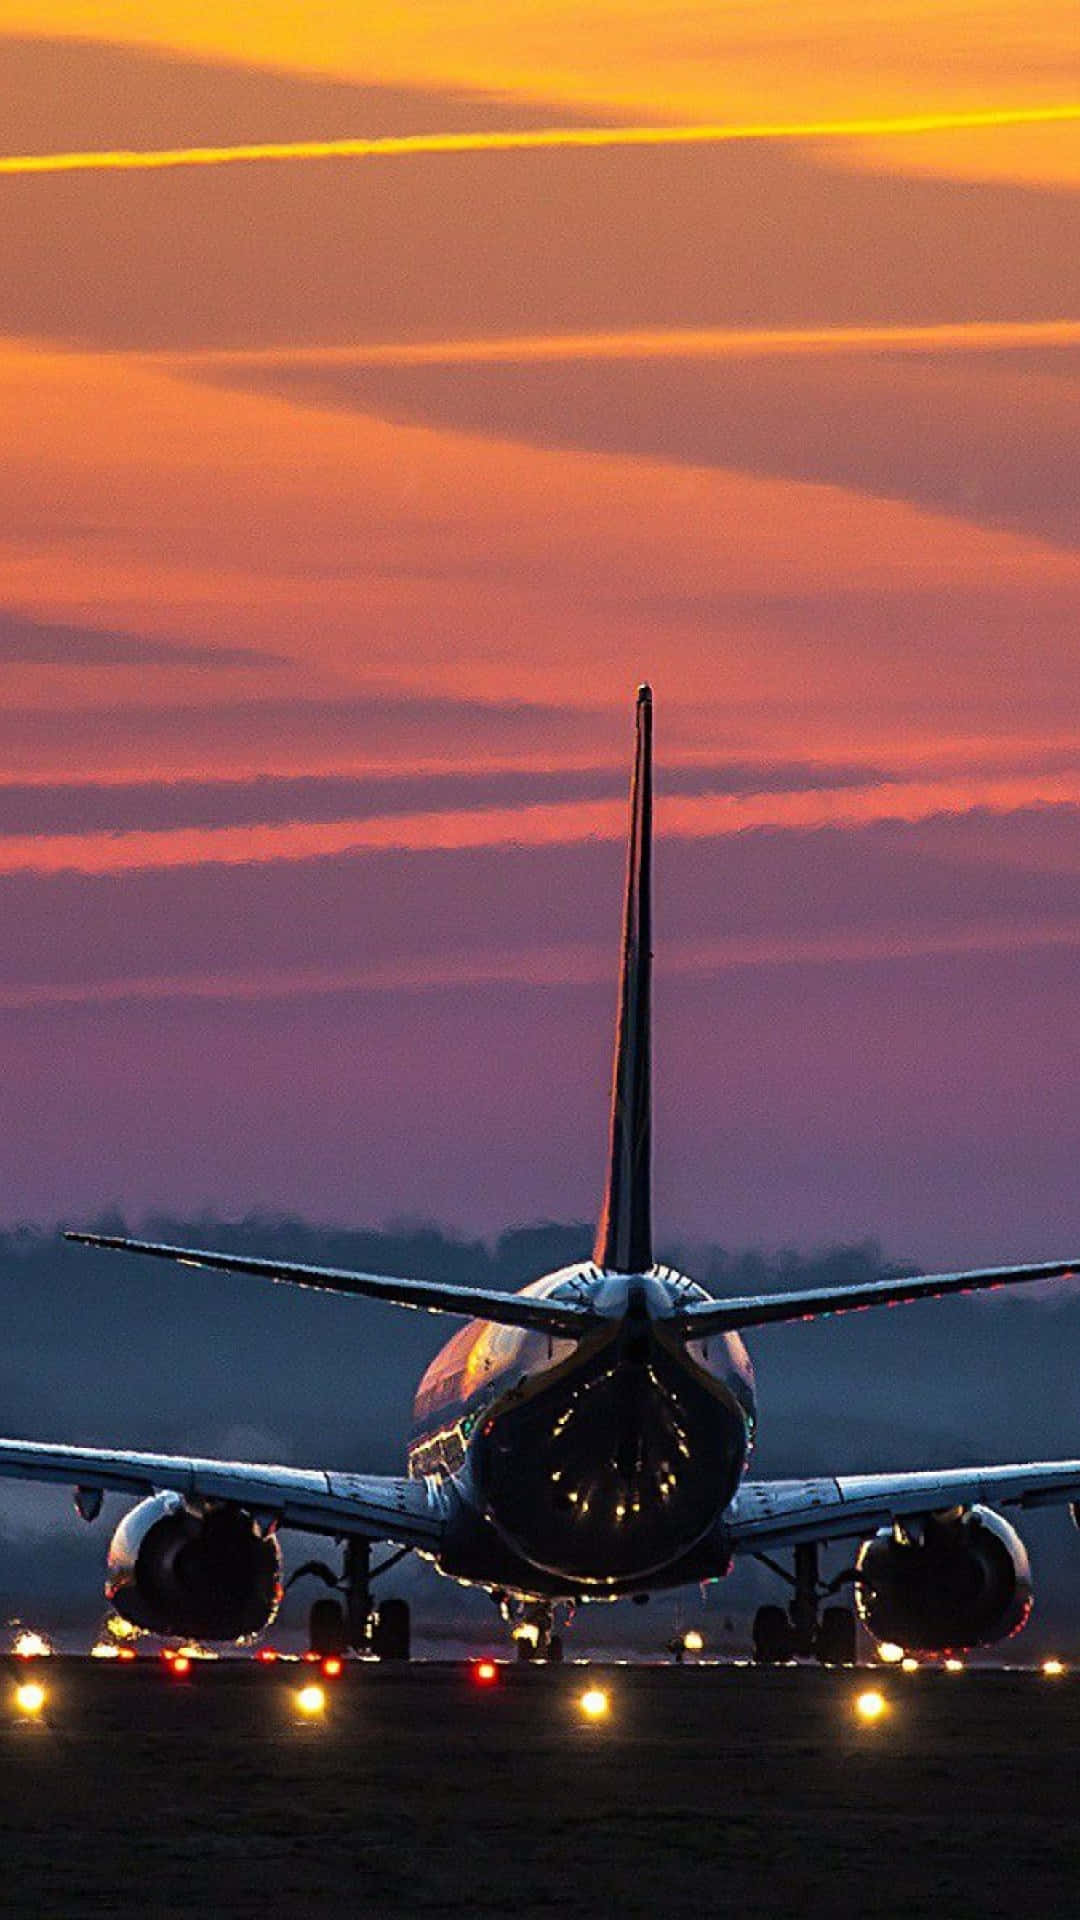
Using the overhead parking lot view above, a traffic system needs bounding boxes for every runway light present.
[117,1647,137,1663]
[901,1657,920,1673]
[256,1649,279,1665]
[89,1641,119,1659]
[295,1683,327,1717]
[12,1631,52,1660]
[876,1642,905,1665]
[682,1629,704,1653]
[170,1655,191,1677]
[579,1687,610,1720]
[321,1656,343,1679]
[1042,1658,1066,1677]
[15,1681,46,1717]
[944,1658,965,1673]
[855,1689,888,1724]
[472,1659,499,1686]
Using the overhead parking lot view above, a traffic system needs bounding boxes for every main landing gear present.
[494,1593,568,1662]
[752,1542,858,1665]
[289,1538,413,1660]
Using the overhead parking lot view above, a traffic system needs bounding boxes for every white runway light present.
[579,1687,610,1721]
[854,1689,888,1724]
[295,1683,327,1718]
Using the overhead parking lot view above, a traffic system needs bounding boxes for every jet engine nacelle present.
[855,1504,1032,1653]
[106,1491,283,1641]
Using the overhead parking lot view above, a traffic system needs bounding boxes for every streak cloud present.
[2,102,1079,176]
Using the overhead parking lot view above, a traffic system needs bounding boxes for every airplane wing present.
[65,1232,598,1338]
[678,1257,1080,1336]
[0,1438,446,1548]
[725,1461,1080,1552]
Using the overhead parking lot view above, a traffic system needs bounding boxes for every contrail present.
[178,318,1080,369]
[2,103,1079,177]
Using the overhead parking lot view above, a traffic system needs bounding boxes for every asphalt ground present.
[0,1658,1077,1918]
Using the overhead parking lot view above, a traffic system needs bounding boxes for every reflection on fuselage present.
[408,1266,756,1596]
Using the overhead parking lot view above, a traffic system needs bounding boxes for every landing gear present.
[308,1596,348,1657]
[752,1603,794,1663]
[752,1542,858,1664]
[816,1605,857,1667]
[370,1596,411,1662]
[291,1537,413,1659]
[497,1594,568,1662]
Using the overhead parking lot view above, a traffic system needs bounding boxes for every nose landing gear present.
[752,1542,858,1665]
[494,1592,568,1662]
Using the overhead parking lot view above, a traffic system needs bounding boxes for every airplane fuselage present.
[408,1267,756,1600]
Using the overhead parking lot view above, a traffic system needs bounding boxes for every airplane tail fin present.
[594,684,653,1273]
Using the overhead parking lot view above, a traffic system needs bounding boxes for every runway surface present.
[0,1659,1077,1917]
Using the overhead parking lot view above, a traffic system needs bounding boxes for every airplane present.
[5,682,1080,1663]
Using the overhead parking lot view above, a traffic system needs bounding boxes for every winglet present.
[594,684,653,1273]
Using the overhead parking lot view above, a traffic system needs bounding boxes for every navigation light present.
[296,1683,327,1717]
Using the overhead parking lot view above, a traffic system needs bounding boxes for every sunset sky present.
[3,7,1080,1265]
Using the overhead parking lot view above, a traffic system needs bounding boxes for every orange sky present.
[2,11,1080,1254]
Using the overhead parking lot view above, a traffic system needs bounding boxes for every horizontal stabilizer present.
[65,1233,600,1338]
[678,1256,1080,1337]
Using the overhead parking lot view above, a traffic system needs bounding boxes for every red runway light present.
[472,1659,499,1686]
[171,1655,191,1677]
[321,1656,343,1678]
[256,1649,279,1664]
[117,1647,137,1662]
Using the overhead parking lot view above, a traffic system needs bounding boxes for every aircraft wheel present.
[816,1606,857,1666]
[752,1603,794,1664]
[371,1596,411,1661]
[309,1597,347,1657]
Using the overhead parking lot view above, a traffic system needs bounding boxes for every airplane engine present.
[106,1491,283,1641]
[855,1504,1032,1653]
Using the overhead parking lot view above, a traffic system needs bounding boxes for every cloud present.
[3,802,1080,996]
[0,689,592,778]
[4,41,1080,356]
[0,607,277,668]
[228,345,1080,551]
[0,35,609,156]
[0,758,886,838]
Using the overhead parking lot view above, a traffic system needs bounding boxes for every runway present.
[0,1659,1075,1917]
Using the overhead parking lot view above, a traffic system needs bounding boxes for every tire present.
[753,1603,794,1664]
[371,1597,411,1661]
[816,1606,857,1666]
[547,1633,564,1664]
[309,1597,347,1657]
